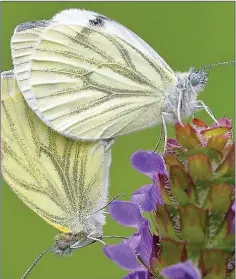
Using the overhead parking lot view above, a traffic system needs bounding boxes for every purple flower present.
[161,260,201,279]
[103,151,169,278]
[131,183,163,212]
[131,150,167,178]
[130,151,166,212]
[103,233,143,271]
[104,201,153,277]
[108,200,145,229]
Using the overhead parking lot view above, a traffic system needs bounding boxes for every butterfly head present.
[164,68,208,122]
[179,68,208,113]
[53,231,96,256]
[188,67,208,95]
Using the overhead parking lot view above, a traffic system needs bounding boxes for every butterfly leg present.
[177,89,184,126]
[71,233,105,249]
[190,100,219,124]
[153,112,174,154]
[161,112,173,154]
[87,232,106,245]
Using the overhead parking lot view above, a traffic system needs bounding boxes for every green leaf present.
[164,153,184,168]
[158,238,187,267]
[200,249,232,279]
[206,134,229,151]
[180,205,208,245]
[169,166,197,205]
[188,154,212,182]
[176,147,222,163]
[201,126,231,141]
[210,175,235,185]
[195,180,212,207]
[154,205,179,240]
[175,123,201,149]
[207,212,227,245]
[207,184,233,214]
[207,216,235,252]
[215,143,235,177]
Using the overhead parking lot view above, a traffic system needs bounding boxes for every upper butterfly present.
[11,8,212,141]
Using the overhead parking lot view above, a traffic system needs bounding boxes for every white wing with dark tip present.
[11,9,177,140]
[52,9,174,73]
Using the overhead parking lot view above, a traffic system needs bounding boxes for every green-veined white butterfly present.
[11,9,234,146]
[1,70,116,278]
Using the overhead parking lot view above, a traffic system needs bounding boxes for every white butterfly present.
[1,70,115,278]
[10,9,232,146]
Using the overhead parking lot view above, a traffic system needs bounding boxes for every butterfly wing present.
[1,71,112,233]
[52,9,175,74]
[10,20,51,121]
[11,9,177,140]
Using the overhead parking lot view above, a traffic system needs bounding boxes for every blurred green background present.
[1,2,234,279]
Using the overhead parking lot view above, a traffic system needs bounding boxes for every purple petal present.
[131,183,163,212]
[123,221,153,268]
[139,221,153,252]
[161,260,201,279]
[166,139,182,153]
[123,271,149,279]
[109,200,144,229]
[167,139,181,148]
[136,221,153,266]
[211,117,232,128]
[103,243,143,271]
[131,151,167,178]
[124,232,142,251]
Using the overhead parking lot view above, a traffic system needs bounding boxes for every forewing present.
[52,9,174,74]
[11,10,177,140]
[30,21,177,139]
[1,71,112,233]
[10,20,51,121]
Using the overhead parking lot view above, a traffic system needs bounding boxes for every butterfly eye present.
[189,72,200,86]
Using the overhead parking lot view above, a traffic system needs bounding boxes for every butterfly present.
[1,70,115,278]
[11,8,234,148]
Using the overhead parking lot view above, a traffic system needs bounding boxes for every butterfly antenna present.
[102,235,129,239]
[20,243,55,279]
[91,193,126,215]
[202,60,235,70]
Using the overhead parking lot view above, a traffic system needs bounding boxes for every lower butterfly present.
[11,9,234,146]
[1,70,115,278]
